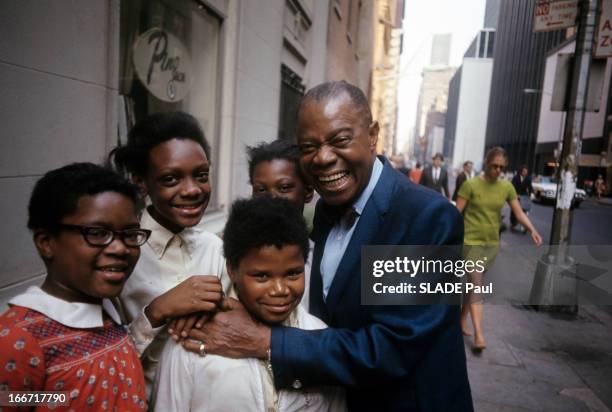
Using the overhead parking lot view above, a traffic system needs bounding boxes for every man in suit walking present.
[187,81,473,411]
[452,160,474,201]
[511,165,533,229]
[421,153,451,199]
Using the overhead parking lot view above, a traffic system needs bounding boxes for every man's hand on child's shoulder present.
[184,298,271,360]
[168,297,238,342]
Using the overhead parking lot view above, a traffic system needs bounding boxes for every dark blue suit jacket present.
[271,158,473,411]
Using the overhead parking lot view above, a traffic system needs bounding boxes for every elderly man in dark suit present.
[511,165,534,229]
[187,81,473,411]
[421,153,451,199]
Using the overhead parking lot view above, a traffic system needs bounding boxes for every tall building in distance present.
[444,0,498,172]
[413,34,455,163]
[484,0,566,172]
[430,33,451,67]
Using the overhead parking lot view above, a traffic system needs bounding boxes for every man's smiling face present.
[296,92,378,207]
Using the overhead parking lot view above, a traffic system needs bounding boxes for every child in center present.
[247,139,314,310]
[153,197,345,411]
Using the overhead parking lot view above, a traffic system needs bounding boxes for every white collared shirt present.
[320,158,383,299]
[152,305,345,412]
[433,167,441,182]
[9,286,122,328]
[120,208,230,393]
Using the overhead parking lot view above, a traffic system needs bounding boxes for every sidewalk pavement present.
[597,197,612,207]
[466,304,612,411]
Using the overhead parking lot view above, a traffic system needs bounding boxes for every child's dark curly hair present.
[246,139,304,184]
[109,111,211,177]
[223,196,309,269]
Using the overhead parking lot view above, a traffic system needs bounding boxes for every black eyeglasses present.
[57,224,151,247]
[490,164,505,170]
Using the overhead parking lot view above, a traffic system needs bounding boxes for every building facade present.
[371,0,404,155]
[413,65,456,163]
[0,0,341,306]
[484,0,566,172]
[535,38,612,189]
[445,29,495,172]
[325,0,375,92]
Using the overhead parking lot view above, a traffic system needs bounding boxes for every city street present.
[502,200,612,246]
[467,199,612,411]
[2,1,611,411]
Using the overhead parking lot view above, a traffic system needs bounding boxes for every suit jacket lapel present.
[308,201,334,321]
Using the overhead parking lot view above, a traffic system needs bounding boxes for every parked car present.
[531,176,586,208]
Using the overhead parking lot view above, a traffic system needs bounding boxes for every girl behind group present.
[455,147,542,351]
[109,111,229,392]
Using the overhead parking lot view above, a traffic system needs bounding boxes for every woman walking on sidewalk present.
[595,175,606,200]
[455,147,543,351]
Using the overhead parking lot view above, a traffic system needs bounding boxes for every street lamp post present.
[529,0,599,313]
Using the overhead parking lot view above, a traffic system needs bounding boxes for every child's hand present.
[145,275,223,327]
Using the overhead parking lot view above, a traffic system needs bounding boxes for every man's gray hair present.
[298,81,372,126]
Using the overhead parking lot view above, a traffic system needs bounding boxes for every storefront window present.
[120,0,222,210]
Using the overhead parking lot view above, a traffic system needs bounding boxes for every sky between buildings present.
[396,0,487,155]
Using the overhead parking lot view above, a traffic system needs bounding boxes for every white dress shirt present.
[433,167,441,182]
[121,208,230,393]
[320,158,383,299]
[152,304,345,412]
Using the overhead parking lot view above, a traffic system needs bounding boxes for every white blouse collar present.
[9,286,122,328]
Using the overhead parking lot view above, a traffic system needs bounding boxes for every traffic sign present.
[594,0,612,57]
[534,0,579,32]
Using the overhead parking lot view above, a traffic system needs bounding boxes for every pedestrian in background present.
[452,161,474,202]
[510,165,533,231]
[455,147,542,351]
[390,154,410,177]
[595,175,606,200]
[409,161,423,184]
[421,153,450,199]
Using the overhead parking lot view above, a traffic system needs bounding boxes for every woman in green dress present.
[455,147,542,351]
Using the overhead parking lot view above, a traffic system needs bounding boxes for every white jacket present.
[152,305,345,411]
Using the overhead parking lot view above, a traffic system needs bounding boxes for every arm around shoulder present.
[271,304,458,389]
[270,199,463,389]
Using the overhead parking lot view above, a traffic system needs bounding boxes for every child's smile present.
[41,192,142,302]
[141,138,211,233]
[231,244,305,325]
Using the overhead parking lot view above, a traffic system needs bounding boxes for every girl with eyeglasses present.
[109,112,229,397]
[0,163,149,410]
[455,147,542,351]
